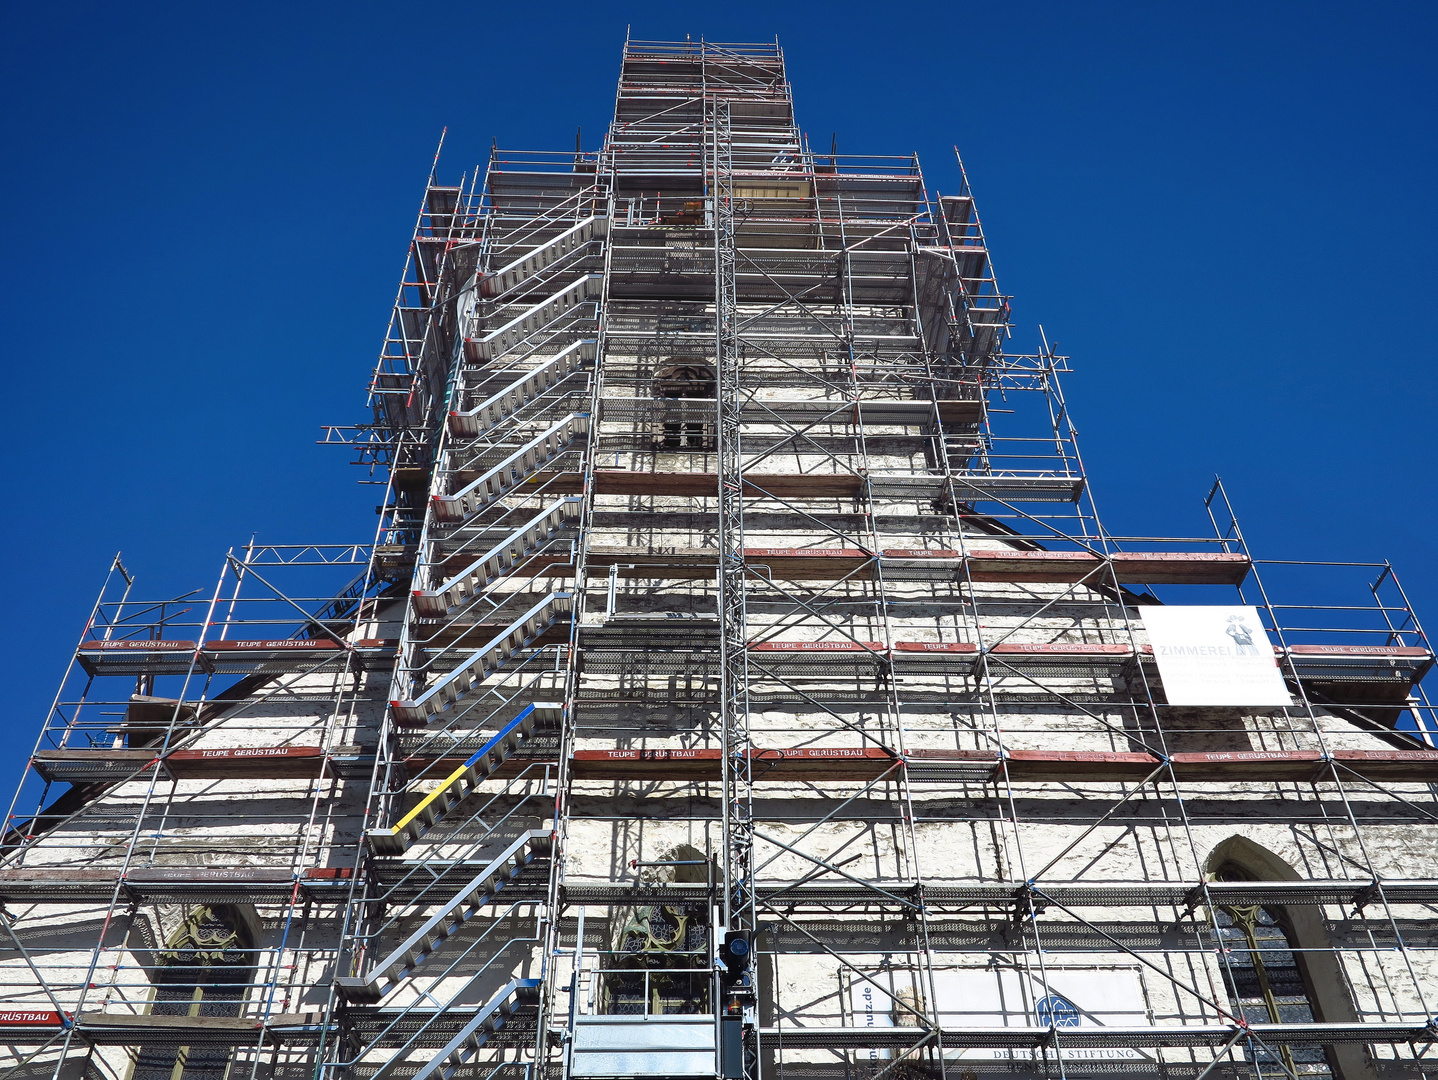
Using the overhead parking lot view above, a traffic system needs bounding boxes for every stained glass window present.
[1213,862,1336,1079]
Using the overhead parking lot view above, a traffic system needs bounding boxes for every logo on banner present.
[1036,994,1081,1027]
[1224,614,1259,655]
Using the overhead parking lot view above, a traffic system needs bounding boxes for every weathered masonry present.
[2,35,1436,1080]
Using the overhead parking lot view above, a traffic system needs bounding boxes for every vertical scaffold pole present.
[709,89,757,1074]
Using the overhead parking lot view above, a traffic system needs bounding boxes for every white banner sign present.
[850,966,1151,1062]
[1141,605,1291,707]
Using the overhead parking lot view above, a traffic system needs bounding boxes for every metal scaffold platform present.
[2,33,1435,1080]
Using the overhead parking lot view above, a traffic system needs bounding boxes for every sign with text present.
[1142,605,1291,707]
[849,966,1151,1062]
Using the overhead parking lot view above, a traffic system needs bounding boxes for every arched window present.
[1212,862,1332,1078]
[652,361,716,451]
[132,905,257,1080]
[603,844,711,1015]
[1206,838,1373,1080]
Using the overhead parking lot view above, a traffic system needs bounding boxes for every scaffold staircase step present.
[413,499,583,618]
[339,834,552,999]
[448,340,596,438]
[390,978,542,1080]
[389,592,573,725]
[366,706,560,854]
[431,414,590,523]
[478,216,608,298]
[463,275,603,362]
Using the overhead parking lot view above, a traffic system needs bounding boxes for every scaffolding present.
[1,33,1436,1080]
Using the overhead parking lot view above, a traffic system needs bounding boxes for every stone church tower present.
[1,35,1434,1080]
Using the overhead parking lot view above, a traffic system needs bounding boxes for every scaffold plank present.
[558,877,1438,909]
[0,1011,68,1040]
[30,745,333,782]
[73,1010,326,1046]
[600,395,982,427]
[397,746,1438,784]
[466,544,1258,585]
[764,1021,1438,1050]
[201,638,398,673]
[0,865,353,905]
[76,639,199,676]
[966,549,1252,585]
[509,469,1082,503]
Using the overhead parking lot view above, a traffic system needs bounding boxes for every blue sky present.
[1,2,1434,793]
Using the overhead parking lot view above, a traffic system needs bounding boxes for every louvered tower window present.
[653,361,716,450]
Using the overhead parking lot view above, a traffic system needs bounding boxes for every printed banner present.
[849,966,1151,1062]
[1141,605,1291,707]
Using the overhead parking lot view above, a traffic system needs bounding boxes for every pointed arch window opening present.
[600,844,713,1016]
[1212,862,1335,1079]
[652,360,717,452]
[129,905,258,1080]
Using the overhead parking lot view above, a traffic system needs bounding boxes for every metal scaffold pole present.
[709,87,758,1075]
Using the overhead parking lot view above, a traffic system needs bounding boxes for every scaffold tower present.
[2,34,1437,1080]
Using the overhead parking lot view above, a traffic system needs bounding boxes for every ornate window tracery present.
[131,905,256,1080]
[1212,861,1336,1079]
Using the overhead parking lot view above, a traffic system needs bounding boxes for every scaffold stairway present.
[407,979,542,1080]
[431,414,590,522]
[483,184,605,262]
[367,705,559,852]
[389,591,573,724]
[463,275,603,362]
[448,340,596,438]
[412,498,582,618]
[479,216,609,298]
[341,832,553,996]
[358,978,544,1080]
